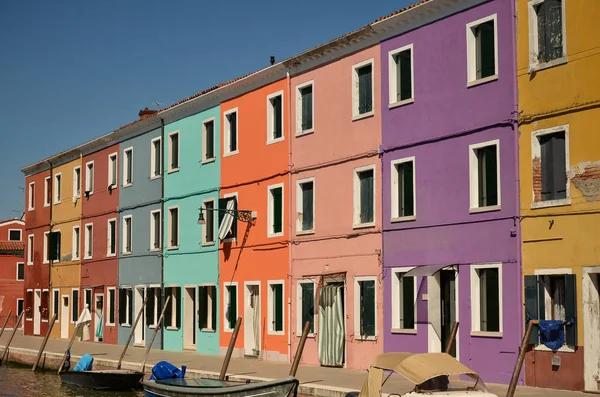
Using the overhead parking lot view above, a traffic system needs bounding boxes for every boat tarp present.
[358,353,479,397]
[73,354,94,371]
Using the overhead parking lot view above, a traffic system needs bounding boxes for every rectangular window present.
[17,299,24,321]
[44,177,51,206]
[202,120,215,162]
[218,196,238,240]
[27,234,34,265]
[84,288,92,309]
[224,110,238,155]
[269,282,284,334]
[354,167,375,226]
[28,182,35,210]
[168,207,179,248]
[107,288,116,325]
[478,268,500,332]
[268,184,284,237]
[298,282,315,334]
[297,83,314,133]
[85,162,94,194]
[353,60,374,118]
[106,219,116,256]
[9,230,22,241]
[146,287,161,327]
[199,285,216,331]
[84,224,93,259]
[72,226,80,260]
[224,284,237,331]
[392,158,415,220]
[530,0,565,66]
[151,137,162,178]
[108,153,117,188]
[392,271,416,330]
[53,173,61,203]
[16,262,24,281]
[73,167,81,198]
[52,289,59,320]
[168,132,180,172]
[124,148,133,186]
[202,200,215,244]
[355,278,376,339]
[467,15,498,84]
[267,92,283,142]
[469,140,500,211]
[297,179,314,232]
[389,45,414,105]
[43,231,49,263]
[150,210,161,250]
[71,289,79,323]
[118,288,133,326]
[163,287,181,329]
[540,132,566,201]
[123,216,132,254]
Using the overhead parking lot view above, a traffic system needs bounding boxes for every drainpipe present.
[286,68,293,363]
[160,117,165,351]
[46,160,53,291]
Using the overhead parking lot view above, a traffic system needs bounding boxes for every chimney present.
[139,107,158,120]
[270,56,275,65]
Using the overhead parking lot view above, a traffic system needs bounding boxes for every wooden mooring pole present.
[0,310,13,339]
[219,317,242,380]
[117,296,147,370]
[141,296,171,372]
[289,321,311,377]
[0,310,25,365]
[445,321,459,355]
[58,322,83,374]
[32,314,57,372]
[506,320,538,397]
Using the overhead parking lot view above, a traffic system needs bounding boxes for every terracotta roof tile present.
[0,240,25,253]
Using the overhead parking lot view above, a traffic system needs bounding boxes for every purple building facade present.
[380,0,521,385]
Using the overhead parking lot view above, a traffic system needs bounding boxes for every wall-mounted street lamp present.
[197,206,256,224]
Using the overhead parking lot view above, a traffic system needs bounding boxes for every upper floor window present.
[107,219,116,256]
[151,137,162,179]
[27,234,34,265]
[44,177,51,207]
[267,91,284,143]
[168,207,179,249]
[224,109,238,156]
[73,167,81,199]
[469,140,500,212]
[296,178,314,233]
[470,264,502,334]
[122,215,133,254]
[529,0,565,70]
[218,195,238,241]
[355,277,376,340]
[296,81,314,135]
[54,173,62,204]
[268,184,284,237]
[389,44,414,106]
[467,14,498,85]
[352,60,374,119]
[202,199,215,245]
[353,166,375,227]
[168,132,180,172]
[84,224,93,259]
[28,182,35,211]
[391,157,416,221]
[150,210,161,251]
[391,269,416,331]
[85,161,94,194]
[202,119,215,163]
[532,126,569,208]
[108,153,117,188]
[123,148,133,187]
[9,229,22,241]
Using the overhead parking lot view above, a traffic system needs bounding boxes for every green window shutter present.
[540,134,554,200]
[401,162,414,217]
[524,275,539,344]
[564,274,577,346]
[398,50,412,101]
[536,3,547,62]
[206,121,214,159]
[273,188,283,234]
[478,21,495,79]
[175,288,181,329]
[302,183,313,230]
[231,197,238,239]
[211,287,217,331]
[485,146,498,206]
[119,289,126,325]
[401,276,415,329]
[541,0,562,62]
[301,87,313,130]
[146,288,155,326]
[108,289,115,325]
[72,290,79,323]
[273,96,282,139]
[274,284,283,332]
[228,286,237,329]
[483,268,500,332]
[361,281,375,336]
[199,287,207,329]
[552,133,566,199]
[127,289,133,325]
[358,65,373,114]
[164,287,172,328]
[301,283,314,333]
[229,113,237,152]
[360,170,374,223]
[49,231,61,261]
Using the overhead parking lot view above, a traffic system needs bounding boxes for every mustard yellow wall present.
[517,0,600,346]
[50,286,81,339]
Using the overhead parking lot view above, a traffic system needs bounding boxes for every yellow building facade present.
[49,158,83,340]
[517,0,600,391]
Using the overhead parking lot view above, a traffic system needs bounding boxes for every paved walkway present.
[0,330,588,397]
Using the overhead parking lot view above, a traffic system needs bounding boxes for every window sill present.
[267,137,285,146]
[297,333,316,339]
[150,248,161,252]
[531,198,571,209]
[389,98,414,109]
[201,240,215,247]
[267,232,284,239]
[268,330,285,336]
[166,326,180,331]
[467,74,498,88]
[150,175,161,181]
[123,183,132,188]
[42,319,49,323]
[296,230,315,236]
[167,246,179,251]
[44,203,50,208]
[28,207,34,212]
[534,344,575,353]
[26,318,33,321]
[84,256,93,260]
[122,251,132,256]
[529,56,568,73]
[201,158,216,165]
[149,325,158,329]
[352,111,374,122]
[168,168,180,174]
[471,331,503,338]
[469,205,501,214]
[27,262,33,266]
[353,222,376,230]
[16,279,24,282]
[43,260,49,265]
[106,322,115,327]
[223,150,239,158]
[106,253,117,258]
[355,335,377,341]
[72,257,80,261]
[391,328,417,334]
[121,323,131,327]
[390,215,416,223]
[295,129,314,137]
[222,238,237,244]
[54,200,61,205]
[201,328,216,333]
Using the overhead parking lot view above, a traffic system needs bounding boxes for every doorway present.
[244,283,260,357]
[61,295,69,339]
[134,287,145,345]
[183,286,197,350]
[94,293,104,342]
[440,270,457,357]
[33,289,41,335]
[583,267,600,391]
[318,281,345,367]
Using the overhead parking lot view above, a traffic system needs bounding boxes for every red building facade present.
[0,218,26,329]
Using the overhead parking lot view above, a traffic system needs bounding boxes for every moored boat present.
[59,369,144,391]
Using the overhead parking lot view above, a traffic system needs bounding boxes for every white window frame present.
[224,108,239,157]
[27,234,34,265]
[106,287,116,326]
[528,0,568,72]
[202,117,216,164]
[470,263,503,337]
[296,280,316,337]
[388,44,415,108]
[17,298,24,324]
[28,182,35,211]
[165,286,178,330]
[391,267,418,333]
[296,177,315,234]
[84,223,93,259]
[108,152,118,188]
[391,157,416,222]
[52,289,59,321]
[41,289,49,323]
[150,209,162,251]
[43,231,49,264]
[168,131,180,173]
[148,285,160,328]
[351,58,375,121]
[295,80,314,136]
[353,164,376,228]
[267,183,284,238]
[223,282,238,332]
[122,215,133,254]
[8,229,22,241]
[466,14,499,87]
[266,90,285,144]
[85,161,94,195]
[167,206,179,249]
[267,280,285,335]
[84,288,92,309]
[469,139,501,213]
[123,148,133,187]
[531,124,570,209]
[354,276,378,341]
[222,192,238,243]
[120,287,132,326]
[53,172,62,204]
[72,225,80,261]
[16,262,24,281]
[150,137,162,179]
[107,218,117,257]
[73,166,81,199]
[202,198,216,245]
[44,176,51,207]
[199,284,216,332]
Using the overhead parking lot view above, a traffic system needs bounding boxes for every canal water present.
[0,364,143,397]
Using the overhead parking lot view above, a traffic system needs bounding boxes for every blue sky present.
[0,0,411,221]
